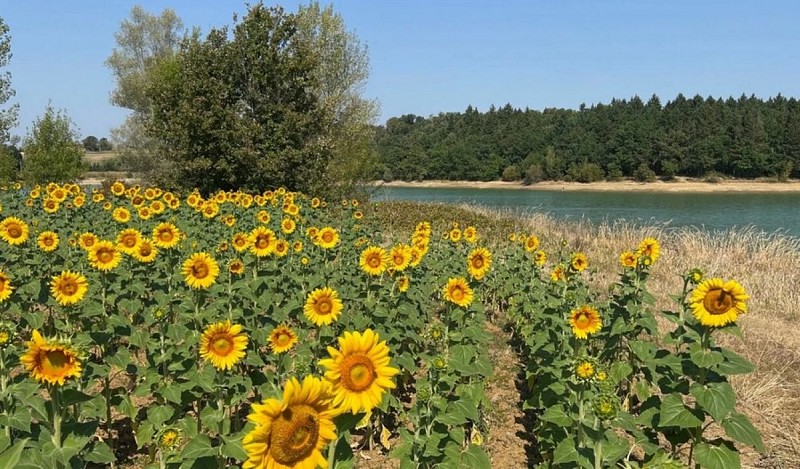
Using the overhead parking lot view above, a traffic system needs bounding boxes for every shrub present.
[633,163,657,182]
[567,162,605,183]
[501,164,522,182]
[523,163,544,185]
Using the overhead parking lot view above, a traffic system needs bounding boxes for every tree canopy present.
[375,94,800,182]
[21,106,86,184]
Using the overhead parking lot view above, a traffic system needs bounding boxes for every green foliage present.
[376,93,800,181]
[501,164,521,182]
[0,145,18,182]
[566,162,605,183]
[145,5,330,195]
[633,163,657,183]
[0,16,18,145]
[20,106,86,184]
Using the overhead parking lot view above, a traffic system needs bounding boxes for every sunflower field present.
[0,181,762,469]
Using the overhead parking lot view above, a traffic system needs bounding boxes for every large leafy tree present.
[295,2,379,199]
[0,16,19,181]
[21,106,87,184]
[106,7,187,179]
[146,4,329,195]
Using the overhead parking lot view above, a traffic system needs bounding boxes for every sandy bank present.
[372,178,800,193]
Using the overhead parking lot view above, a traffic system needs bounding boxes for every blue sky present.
[2,0,799,140]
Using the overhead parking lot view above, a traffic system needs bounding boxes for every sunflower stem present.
[0,348,10,441]
[51,385,63,450]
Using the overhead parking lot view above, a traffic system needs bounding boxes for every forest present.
[374,93,800,183]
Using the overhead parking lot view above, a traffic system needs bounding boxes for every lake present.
[371,186,800,236]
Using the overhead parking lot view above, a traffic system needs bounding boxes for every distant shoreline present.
[371,178,800,193]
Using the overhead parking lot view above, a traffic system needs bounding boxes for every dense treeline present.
[375,94,800,183]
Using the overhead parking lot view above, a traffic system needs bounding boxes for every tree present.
[106,7,187,181]
[0,144,19,182]
[294,2,379,198]
[21,106,87,184]
[98,137,113,151]
[82,135,99,152]
[146,5,329,194]
[0,17,18,146]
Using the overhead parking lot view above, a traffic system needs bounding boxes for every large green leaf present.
[690,343,724,368]
[180,435,217,459]
[540,405,574,427]
[690,382,735,422]
[0,438,29,469]
[694,441,740,469]
[658,394,703,429]
[461,444,491,469]
[722,411,765,452]
[715,349,755,375]
[552,438,579,465]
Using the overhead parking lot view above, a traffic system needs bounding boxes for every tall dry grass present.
[373,201,800,468]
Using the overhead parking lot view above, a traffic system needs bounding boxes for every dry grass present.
[373,201,800,468]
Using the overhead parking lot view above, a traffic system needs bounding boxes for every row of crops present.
[0,181,762,468]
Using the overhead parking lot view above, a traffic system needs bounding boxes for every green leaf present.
[221,435,248,460]
[541,405,574,427]
[690,382,735,422]
[715,349,755,375]
[694,441,740,469]
[0,438,29,469]
[658,394,703,429]
[333,412,365,433]
[553,438,579,465]
[83,441,116,464]
[180,435,217,459]
[690,343,724,368]
[461,444,491,469]
[147,405,174,427]
[60,389,94,407]
[722,411,765,452]
[609,362,632,383]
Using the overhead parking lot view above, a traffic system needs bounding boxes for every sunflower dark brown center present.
[256,236,269,249]
[270,405,320,465]
[368,254,381,268]
[393,254,403,265]
[122,236,137,247]
[44,237,54,246]
[451,287,464,301]
[316,299,332,315]
[703,289,733,315]
[42,349,70,374]
[575,312,590,328]
[322,232,333,243]
[139,245,152,256]
[212,335,233,355]
[276,332,291,347]
[158,230,174,242]
[61,280,77,295]
[192,262,209,279]
[341,354,377,392]
[472,256,484,268]
[7,224,21,238]
[98,249,113,263]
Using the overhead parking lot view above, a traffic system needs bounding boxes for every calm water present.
[371,186,800,236]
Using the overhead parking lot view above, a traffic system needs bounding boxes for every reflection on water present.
[371,186,800,236]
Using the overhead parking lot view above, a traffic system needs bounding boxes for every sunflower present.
[304,287,343,326]
[249,227,277,257]
[353,210,363,220]
[311,197,321,208]
[0,271,13,302]
[230,232,250,252]
[569,305,602,339]
[389,244,412,272]
[636,237,660,264]
[153,223,181,249]
[316,227,340,249]
[319,329,399,414]
[467,247,492,279]
[619,251,637,269]
[116,228,142,255]
[571,252,588,272]
[0,217,29,245]
[50,271,88,306]
[575,361,595,380]
[551,265,566,282]
[396,275,410,293]
[37,231,59,252]
[689,278,749,327]
[359,246,389,276]
[443,277,473,308]
[77,232,98,250]
[42,198,60,213]
[448,228,462,242]
[280,218,296,234]
[409,247,424,267]
[110,181,126,196]
[274,239,289,257]
[182,252,220,289]
[88,240,122,272]
[132,239,158,263]
[463,226,478,243]
[269,325,299,354]
[533,250,547,266]
[242,376,336,469]
[20,330,82,386]
[229,259,245,275]
[524,235,540,252]
[293,241,303,253]
[112,207,131,223]
[158,428,181,450]
[200,321,248,370]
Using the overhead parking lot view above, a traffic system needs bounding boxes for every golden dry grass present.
[373,201,800,468]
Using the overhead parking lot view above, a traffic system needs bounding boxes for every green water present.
[371,186,800,236]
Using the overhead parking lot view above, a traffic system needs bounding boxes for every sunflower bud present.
[431,357,447,371]
[158,427,182,450]
[593,394,618,420]
[0,322,15,349]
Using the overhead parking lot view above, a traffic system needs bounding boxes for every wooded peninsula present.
[374,94,800,184]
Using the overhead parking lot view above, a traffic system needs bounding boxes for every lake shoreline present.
[371,178,800,193]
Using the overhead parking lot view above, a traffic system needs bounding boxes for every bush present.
[605,163,623,181]
[501,164,522,182]
[660,159,679,181]
[703,171,723,183]
[633,163,657,182]
[566,162,605,183]
[523,163,544,185]
[20,106,87,184]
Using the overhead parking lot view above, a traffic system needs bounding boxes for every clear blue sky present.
[3,0,799,140]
